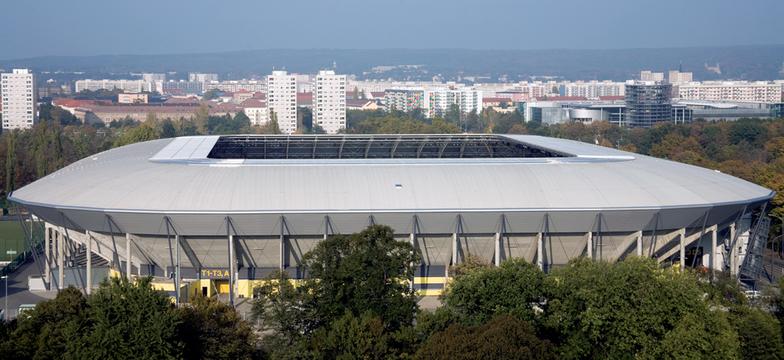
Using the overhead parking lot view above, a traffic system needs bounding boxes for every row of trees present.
[0,278,258,359]
[249,226,784,359]
[5,225,782,359]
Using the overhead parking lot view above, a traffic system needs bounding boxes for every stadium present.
[8,134,774,303]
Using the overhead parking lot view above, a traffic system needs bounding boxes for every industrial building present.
[8,134,773,303]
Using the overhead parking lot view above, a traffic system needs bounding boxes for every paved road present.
[1,256,57,320]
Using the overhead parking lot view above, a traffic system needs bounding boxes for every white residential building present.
[384,88,428,113]
[667,71,693,85]
[155,80,204,95]
[515,81,560,100]
[188,73,219,83]
[678,81,783,103]
[384,87,483,118]
[75,79,147,93]
[640,70,665,82]
[1,69,37,130]
[313,70,347,134]
[241,99,270,126]
[142,73,166,82]
[204,80,266,93]
[561,81,625,99]
[426,88,483,118]
[266,71,298,134]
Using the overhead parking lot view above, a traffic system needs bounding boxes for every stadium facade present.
[8,134,774,302]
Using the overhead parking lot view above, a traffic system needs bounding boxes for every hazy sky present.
[1,0,783,59]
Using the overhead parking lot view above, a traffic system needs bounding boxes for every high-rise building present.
[142,73,166,82]
[1,69,37,130]
[266,71,298,134]
[624,81,672,127]
[313,70,347,134]
[640,70,665,82]
[188,73,219,83]
[667,70,693,85]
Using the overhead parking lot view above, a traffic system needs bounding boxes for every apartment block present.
[1,69,37,130]
[678,81,783,103]
[313,70,347,134]
[266,71,298,134]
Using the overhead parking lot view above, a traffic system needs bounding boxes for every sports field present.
[0,221,29,262]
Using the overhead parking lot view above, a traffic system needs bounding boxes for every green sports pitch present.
[0,221,28,262]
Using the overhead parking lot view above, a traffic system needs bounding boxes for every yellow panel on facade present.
[217,281,230,294]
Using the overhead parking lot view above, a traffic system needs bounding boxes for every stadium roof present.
[9,134,773,236]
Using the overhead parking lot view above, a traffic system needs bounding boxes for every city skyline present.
[1,0,783,59]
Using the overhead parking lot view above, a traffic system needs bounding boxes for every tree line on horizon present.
[2,225,784,359]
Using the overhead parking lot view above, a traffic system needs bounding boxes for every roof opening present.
[206,135,569,160]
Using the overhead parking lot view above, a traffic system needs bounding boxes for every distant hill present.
[2,46,783,81]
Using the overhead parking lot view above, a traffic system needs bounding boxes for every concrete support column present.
[409,232,416,290]
[228,233,236,307]
[125,233,132,279]
[451,232,458,268]
[44,226,51,289]
[679,228,686,271]
[586,231,593,260]
[710,227,718,276]
[57,230,64,289]
[494,232,502,267]
[536,232,544,271]
[636,231,643,257]
[174,235,181,306]
[279,218,286,271]
[86,231,92,295]
[730,224,737,276]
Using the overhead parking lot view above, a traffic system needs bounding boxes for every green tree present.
[194,105,210,134]
[79,277,182,359]
[302,225,420,331]
[113,122,161,147]
[203,89,221,101]
[443,258,545,325]
[252,225,421,357]
[4,132,16,192]
[543,257,739,359]
[415,315,557,360]
[259,111,282,134]
[729,308,784,360]
[0,287,88,359]
[308,312,398,360]
[445,103,461,125]
[729,119,768,146]
[178,296,258,360]
[160,119,177,138]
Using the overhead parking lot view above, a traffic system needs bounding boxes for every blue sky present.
[1,0,782,59]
